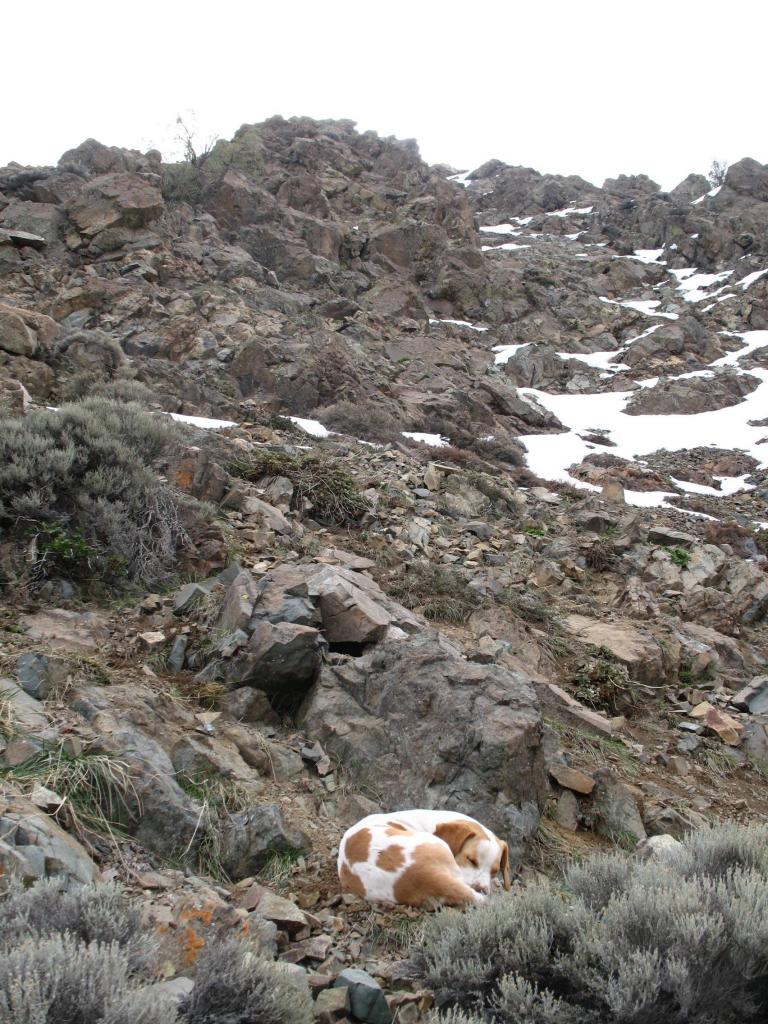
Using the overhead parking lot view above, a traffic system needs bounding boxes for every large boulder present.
[198,621,324,698]
[68,172,164,239]
[218,803,310,878]
[298,633,547,857]
[0,309,36,356]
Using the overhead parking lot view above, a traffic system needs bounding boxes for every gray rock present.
[590,769,646,845]
[199,621,323,696]
[0,795,97,885]
[20,609,109,653]
[648,526,698,548]
[14,653,69,700]
[86,720,204,859]
[167,635,188,672]
[732,676,768,715]
[298,633,547,848]
[741,719,768,763]
[554,789,580,831]
[173,581,216,616]
[218,570,259,632]
[0,677,49,734]
[218,803,310,879]
[334,968,392,1024]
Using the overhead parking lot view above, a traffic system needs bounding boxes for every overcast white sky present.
[4,0,766,190]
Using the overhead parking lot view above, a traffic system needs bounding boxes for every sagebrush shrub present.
[0,398,199,586]
[320,399,402,444]
[416,823,768,1023]
[180,937,313,1024]
[0,934,137,1024]
[0,881,309,1024]
[0,879,147,962]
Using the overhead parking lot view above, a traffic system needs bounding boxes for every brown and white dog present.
[338,809,510,907]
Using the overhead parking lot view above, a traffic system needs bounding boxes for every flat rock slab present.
[21,609,109,653]
[549,764,596,794]
[564,614,662,683]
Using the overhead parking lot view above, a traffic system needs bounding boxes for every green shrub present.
[386,562,479,623]
[0,399,198,587]
[180,937,313,1024]
[229,449,369,524]
[415,823,768,1023]
[667,545,692,569]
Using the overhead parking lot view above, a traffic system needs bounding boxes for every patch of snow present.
[429,318,489,332]
[517,340,768,495]
[616,248,666,265]
[691,184,722,205]
[624,490,679,508]
[546,205,593,218]
[738,269,768,291]
[563,232,583,241]
[288,417,331,438]
[402,431,450,447]
[556,350,630,372]
[711,329,768,368]
[479,223,522,235]
[481,242,531,252]
[448,171,472,188]
[169,413,237,429]
[670,267,733,303]
[492,343,531,365]
[600,296,679,320]
[670,474,754,498]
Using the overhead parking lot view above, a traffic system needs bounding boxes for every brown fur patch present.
[376,844,406,872]
[345,827,372,864]
[339,862,365,898]
[434,820,486,857]
[500,840,510,889]
[393,841,477,908]
[386,822,412,835]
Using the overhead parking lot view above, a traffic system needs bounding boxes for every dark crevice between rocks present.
[326,641,368,657]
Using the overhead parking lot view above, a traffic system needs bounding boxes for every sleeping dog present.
[338,809,510,907]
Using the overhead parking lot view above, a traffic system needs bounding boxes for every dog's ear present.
[500,840,511,890]
[434,820,478,856]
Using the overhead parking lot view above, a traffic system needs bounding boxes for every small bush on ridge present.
[386,562,480,623]
[0,398,198,587]
[229,449,369,524]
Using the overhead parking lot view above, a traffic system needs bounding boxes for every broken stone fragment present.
[548,764,596,794]
[334,968,393,1024]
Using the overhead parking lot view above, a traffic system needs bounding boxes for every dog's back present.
[338,810,503,908]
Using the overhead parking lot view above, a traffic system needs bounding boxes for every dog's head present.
[435,820,510,895]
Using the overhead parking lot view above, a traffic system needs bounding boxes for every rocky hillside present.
[1,118,767,1021]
